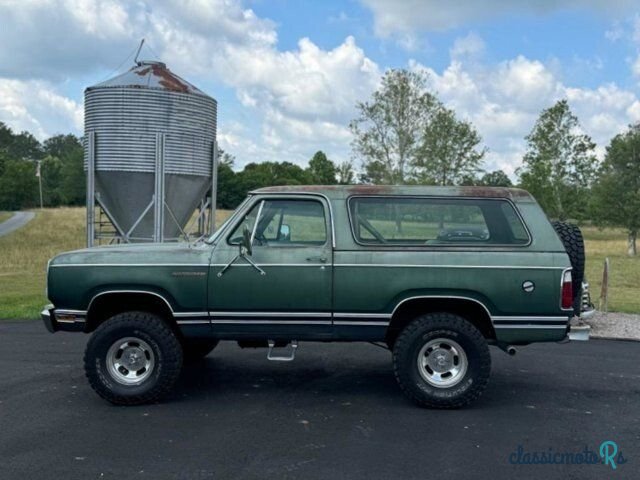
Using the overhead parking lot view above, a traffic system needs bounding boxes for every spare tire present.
[551,221,585,314]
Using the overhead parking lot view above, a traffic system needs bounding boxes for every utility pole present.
[36,159,43,209]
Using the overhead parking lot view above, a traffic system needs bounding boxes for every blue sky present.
[254,1,619,86]
[1,0,640,177]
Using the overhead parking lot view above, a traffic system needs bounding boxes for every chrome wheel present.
[417,338,468,388]
[106,337,155,386]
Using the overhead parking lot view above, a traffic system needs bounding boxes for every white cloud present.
[632,55,640,80]
[0,78,83,139]
[605,21,624,42]
[1,0,638,177]
[0,0,276,80]
[361,0,637,35]
[410,55,639,176]
[0,0,380,168]
[450,32,485,59]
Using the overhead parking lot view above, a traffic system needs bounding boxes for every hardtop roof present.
[251,185,533,202]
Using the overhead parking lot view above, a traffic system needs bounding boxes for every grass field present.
[582,226,639,313]
[0,208,233,319]
[0,211,13,223]
[0,208,638,318]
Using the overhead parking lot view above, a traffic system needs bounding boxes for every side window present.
[229,199,327,247]
[228,203,260,244]
[349,197,529,246]
[500,202,529,243]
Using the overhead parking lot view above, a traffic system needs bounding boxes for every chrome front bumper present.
[41,304,86,333]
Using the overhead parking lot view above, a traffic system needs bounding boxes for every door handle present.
[306,256,327,263]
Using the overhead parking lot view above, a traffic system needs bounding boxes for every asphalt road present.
[0,211,35,237]
[0,320,638,480]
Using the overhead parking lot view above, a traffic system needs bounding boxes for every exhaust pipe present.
[497,343,517,356]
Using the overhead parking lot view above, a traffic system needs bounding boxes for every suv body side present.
[46,186,572,347]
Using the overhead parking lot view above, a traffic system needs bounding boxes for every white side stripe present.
[334,264,565,270]
[333,321,389,326]
[211,319,332,325]
[210,311,331,318]
[492,316,568,322]
[493,324,567,329]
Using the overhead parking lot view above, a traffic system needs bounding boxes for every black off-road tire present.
[84,311,183,405]
[393,313,491,409]
[182,339,219,362]
[551,221,585,313]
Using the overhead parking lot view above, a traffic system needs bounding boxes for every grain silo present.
[84,60,218,245]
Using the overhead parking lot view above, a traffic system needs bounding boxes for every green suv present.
[42,186,591,408]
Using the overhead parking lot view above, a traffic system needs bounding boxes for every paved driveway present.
[0,320,638,479]
[0,212,35,237]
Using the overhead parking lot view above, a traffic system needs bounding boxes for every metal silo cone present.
[84,61,218,245]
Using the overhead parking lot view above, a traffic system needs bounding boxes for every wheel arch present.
[386,295,496,347]
[85,289,178,334]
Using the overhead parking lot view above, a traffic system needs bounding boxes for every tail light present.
[561,270,573,310]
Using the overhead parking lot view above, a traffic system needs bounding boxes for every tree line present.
[0,68,638,254]
[349,69,639,255]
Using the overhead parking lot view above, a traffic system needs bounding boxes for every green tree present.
[43,134,82,159]
[0,150,8,177]
[336,161,355,184]
[239,161,311,193]
[0,159,39,210]
[7,131,43,160]
[517,100,598,220]
[479,170,513,187]
[0,122,13,148]
[41,155,64,206]
[415,106,486,185]
[350,69,439,184]
[591,124,640,255]
[216,151,245,209]
[307,151,337,184]
[58,146,86,206]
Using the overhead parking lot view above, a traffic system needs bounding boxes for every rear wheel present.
[84,311,183,405]
[392,312,491,409]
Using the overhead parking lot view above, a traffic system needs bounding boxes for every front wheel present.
[84,311,183,405]
[392,312,491,409]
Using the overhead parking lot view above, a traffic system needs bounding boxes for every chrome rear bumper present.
[568,324,590,341]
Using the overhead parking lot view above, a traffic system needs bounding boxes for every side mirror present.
[241,225,253,256]
[279,224,291,241]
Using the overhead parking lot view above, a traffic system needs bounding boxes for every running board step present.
[267,340,298,362]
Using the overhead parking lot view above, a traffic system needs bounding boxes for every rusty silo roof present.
[87,61,208,96]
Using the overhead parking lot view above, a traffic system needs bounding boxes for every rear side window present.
[348,197,530,246]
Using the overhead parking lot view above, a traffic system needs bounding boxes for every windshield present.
[205,196,252,244]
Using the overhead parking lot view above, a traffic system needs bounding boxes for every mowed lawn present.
[582,226,640,313]
[0,208,638,318]
[0,211,12,223]
[0,207,233,319]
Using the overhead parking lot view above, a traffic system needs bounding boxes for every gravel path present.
[0,211,35,237]
[584,311,640,341]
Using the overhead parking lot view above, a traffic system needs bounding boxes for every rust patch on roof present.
[251,185,532,201]
[455,186,531,198]
[134,63,192,93]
